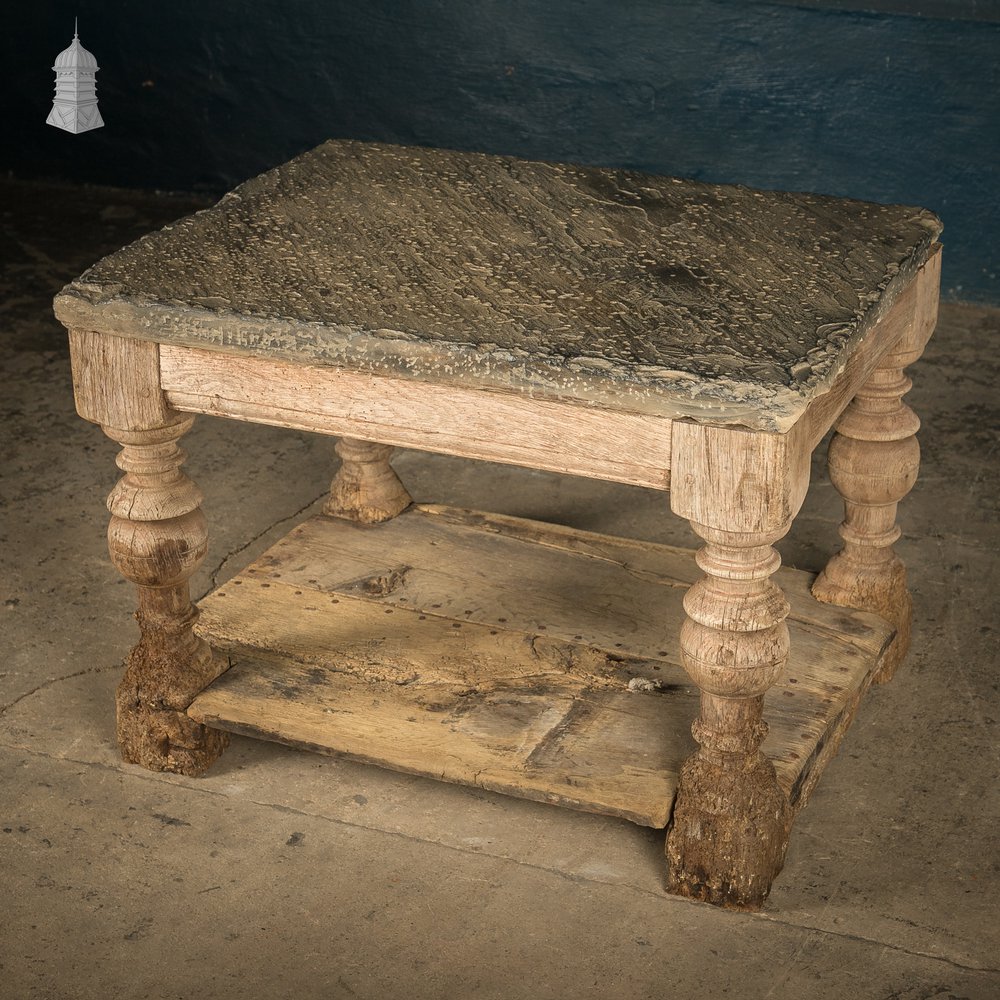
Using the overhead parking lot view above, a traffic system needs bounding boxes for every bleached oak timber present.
[69,327,170,431]
[68,328,228,774]
[159,348,674,490]
[186,506,893,828]
[666,420,811,909]
[661,245,937,907]
[324,437,411,523]
[54,140,944,912]
[811,248,940,682]
[156,251,938,493]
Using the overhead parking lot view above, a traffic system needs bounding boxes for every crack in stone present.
[201,490,328,598]
[0,664,118,716]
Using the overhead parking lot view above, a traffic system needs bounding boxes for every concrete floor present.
[1,179,998,1000]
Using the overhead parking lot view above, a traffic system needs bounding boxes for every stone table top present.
[54,140,941,431]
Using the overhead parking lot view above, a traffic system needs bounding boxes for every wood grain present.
[811,270,934,682]
[324,437,412,523]
[667,515,795,909]
[187,506,891,827]
[189,651,688,828]
[68,327,171,430]
[103,413,229,776]
[159,345,674,488]
[153,253,935,494]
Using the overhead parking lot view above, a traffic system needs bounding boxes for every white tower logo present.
[46,19,105,134]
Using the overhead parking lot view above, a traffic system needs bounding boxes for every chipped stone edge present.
[54,287,783,430]
[52,242,933,436]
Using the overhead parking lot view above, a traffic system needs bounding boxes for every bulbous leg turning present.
[812,335,923,681]
[105,414,228,775]
[324,437,411,523]
[666,523,793,910]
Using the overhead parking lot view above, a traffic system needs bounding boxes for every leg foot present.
[324,437,411,523]
[667,752,791,909]
[115,591,229,775]
[812,546,912,682]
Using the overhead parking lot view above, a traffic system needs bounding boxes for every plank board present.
[159,345,674,489]
[187,506,892,826]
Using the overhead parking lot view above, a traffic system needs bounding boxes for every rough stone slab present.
[54,140,941,430]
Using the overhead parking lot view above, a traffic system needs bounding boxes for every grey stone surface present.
[54,140,941,430]
[1,180,997,999]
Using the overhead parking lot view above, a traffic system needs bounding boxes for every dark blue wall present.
[7,1,1000,302]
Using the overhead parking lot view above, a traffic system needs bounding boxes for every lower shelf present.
[187,504,893,828]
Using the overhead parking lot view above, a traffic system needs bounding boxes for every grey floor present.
[1,181,997,1000]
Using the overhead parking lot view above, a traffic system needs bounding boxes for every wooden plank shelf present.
[187,505,893,828]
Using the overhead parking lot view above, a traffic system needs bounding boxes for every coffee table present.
[55,140,941,909]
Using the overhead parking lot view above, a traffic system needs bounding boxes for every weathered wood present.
[190,634,691,828]
[811,252,938,681]
[324,438,411,522]
[187,507,891,828]
[671,423,811,535]
[67,328,228,773]
[55,140,941,432]
[159,345,674,489]
[665,418,816,908]
[233,504,889,665]
[54,140,941,911]
[68,327,172,429]
[104,412,229,775]
[667,519,794,909]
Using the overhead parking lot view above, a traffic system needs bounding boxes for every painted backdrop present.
[7,0,1000,302]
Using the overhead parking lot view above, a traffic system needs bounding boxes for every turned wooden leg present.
[665,520,793,909]
[324,437,411,523]
[812,334,923,682]
[105,413,229,775]
[665,421,811,908]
